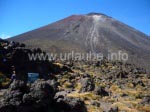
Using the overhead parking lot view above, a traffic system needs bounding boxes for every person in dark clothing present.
[11,71,16,81]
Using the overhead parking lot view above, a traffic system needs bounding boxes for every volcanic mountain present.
[9,13,150,70]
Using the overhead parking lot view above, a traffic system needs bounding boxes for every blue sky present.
[0,0,149,39]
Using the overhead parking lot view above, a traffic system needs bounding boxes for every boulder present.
[79,78,95,92]
[0,80,56,112]
[133,79,145,87]
[26,80,55,104]
[94,86,109,96]
[2,80,28,106]
[141,95,150,105]
[108,106,119,112]
[54,96,86,112]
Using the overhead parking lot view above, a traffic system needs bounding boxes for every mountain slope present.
[9,13,150,70]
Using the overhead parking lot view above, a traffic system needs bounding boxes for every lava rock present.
[94,86,109,96]
[54,97,86,112]
[9,80,27,91]
[0,80,56,112]
[79,78,95,92]
[108,106,119,112]
[141,95,150,105]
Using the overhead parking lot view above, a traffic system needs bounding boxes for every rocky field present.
[0,39,150,112]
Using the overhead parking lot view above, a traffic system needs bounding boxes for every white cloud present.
[0,33,11,39]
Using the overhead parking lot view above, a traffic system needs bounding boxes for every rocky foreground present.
[0,39,150,112]
[0,60,150,112]
[0,80,86,112]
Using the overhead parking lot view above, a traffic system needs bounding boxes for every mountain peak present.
[87,12,108,17]
[9,13,150,70]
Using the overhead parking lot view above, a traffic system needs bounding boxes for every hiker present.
[11,71,16,81]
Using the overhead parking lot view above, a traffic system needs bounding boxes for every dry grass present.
[74,83,82,92]
[137,105,150,112]
[67,92,100,101]
[0,72,10,88]
[54,63,64,68]
[63,82,73,88]
[110,85,122,94]
[111,102,137,112]
[87,105,103,112]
